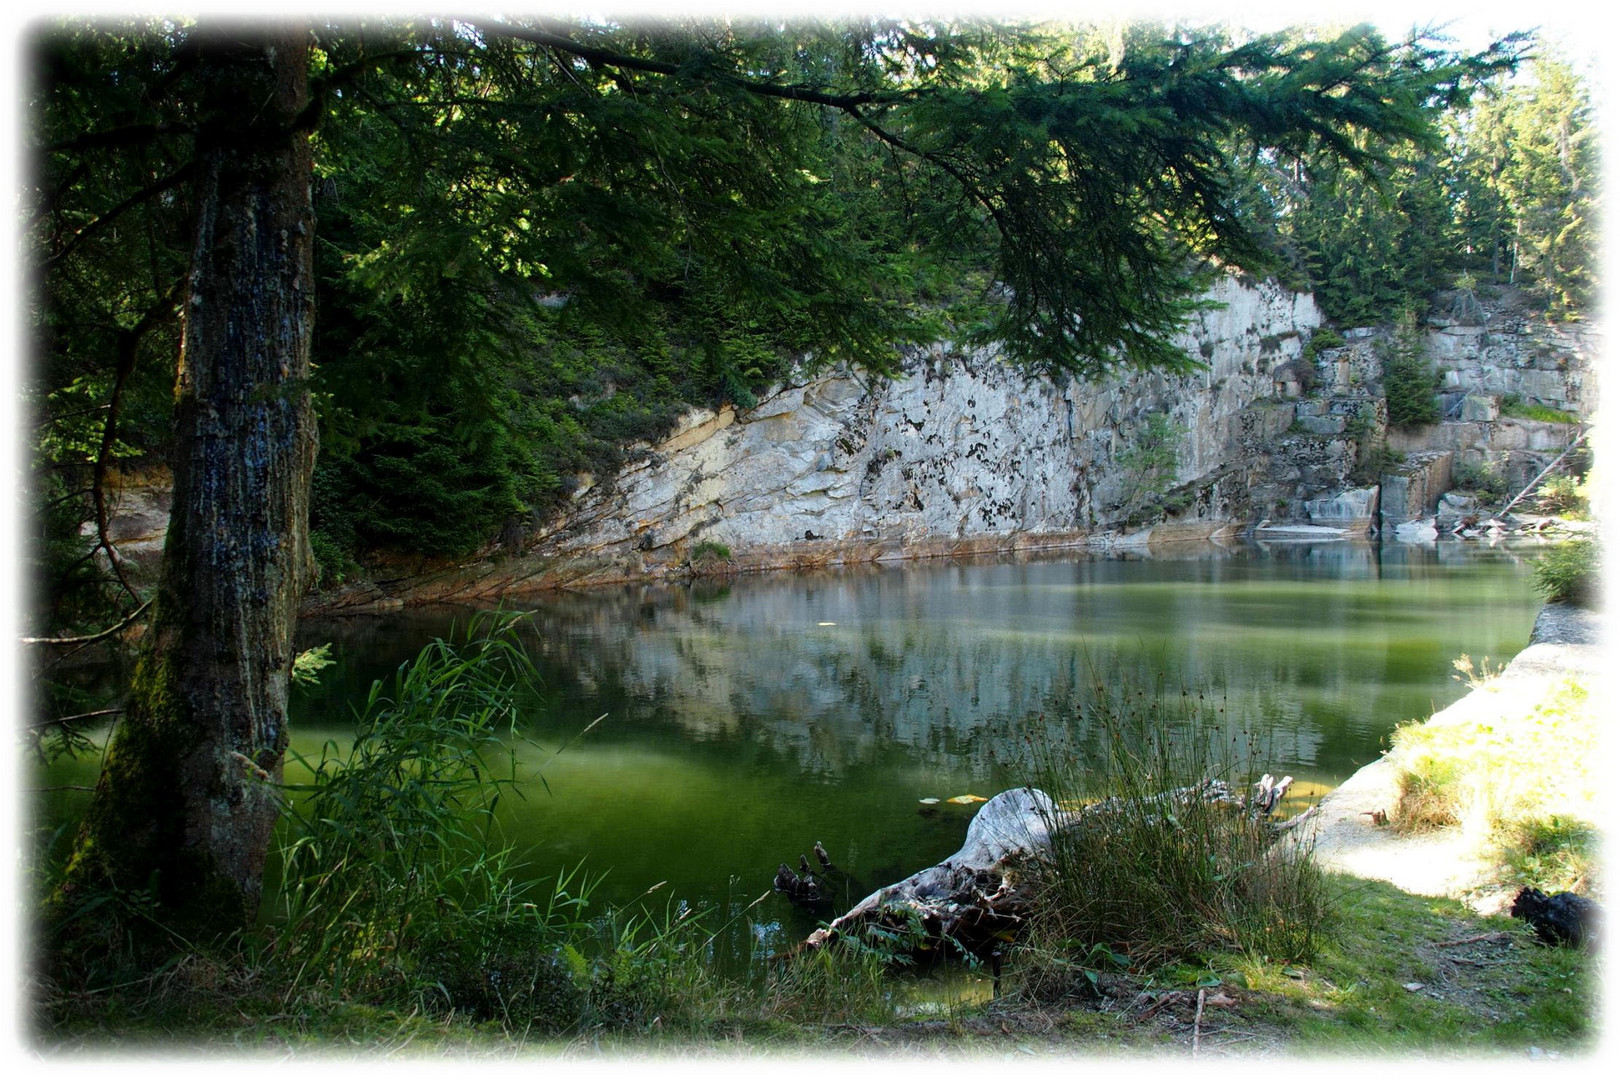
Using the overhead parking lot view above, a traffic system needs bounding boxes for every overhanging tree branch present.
[21,599,151,648]
[467,18,903,111]
[44,120,190,156]
[42,161,196,272]
[29,707,124,732]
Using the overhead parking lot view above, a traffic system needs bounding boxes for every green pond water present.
[38,539,1545,969]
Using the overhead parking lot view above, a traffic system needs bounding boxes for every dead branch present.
[21,599,151,649]
[803,779,1280,955]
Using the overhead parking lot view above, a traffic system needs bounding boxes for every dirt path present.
[1309,602,1603,913]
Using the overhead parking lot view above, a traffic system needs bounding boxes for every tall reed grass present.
[268,612,757,1033]
[33,612,963,1039]
[1014,679,1329,982]
[270,611,600,1016]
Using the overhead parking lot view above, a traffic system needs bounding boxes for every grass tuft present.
[1011,679,1331,983]
[1387,671,1599,897]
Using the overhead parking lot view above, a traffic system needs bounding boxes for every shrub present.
[1345,403,1402,485]
[308,529,356,589]
[267,614,754,1033]
[1115,412,1187,518]
[1451,457,1511,500]
[272,613,597,1015]
[690,539,733,565]
[1017,680,1329,975]
[1535,474,1590,518]
[1532,537,1600,606]
[1306,327,1345,355]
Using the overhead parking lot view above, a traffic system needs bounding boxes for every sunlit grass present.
[1014,680,1332,974]
[1387,674,1599,894]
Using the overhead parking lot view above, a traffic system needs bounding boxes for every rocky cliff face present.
[501,277,1321,589]
[1377,295,1596,532]
[1426,309,1596,418]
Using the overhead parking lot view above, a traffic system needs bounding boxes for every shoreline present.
[297,522,1256,615]
[1308,601,1602,911]
[297,526,1538,617]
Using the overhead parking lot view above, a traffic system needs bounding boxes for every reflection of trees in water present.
[517,575,1343,778]
[294,545,1535,783]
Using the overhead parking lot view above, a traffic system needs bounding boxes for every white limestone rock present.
[1394,517,1441,544]
[539,277,1324,566]
[1303,486,1379,534]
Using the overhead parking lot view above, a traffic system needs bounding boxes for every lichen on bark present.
[49,27,317,941]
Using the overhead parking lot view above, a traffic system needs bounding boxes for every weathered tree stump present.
[804,777,1296,955]
[775,862,824,904]
[805,787,1057,954]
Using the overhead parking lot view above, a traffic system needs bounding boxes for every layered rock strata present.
[89,278,1597,611]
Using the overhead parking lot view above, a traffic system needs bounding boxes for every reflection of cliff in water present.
[366,541,1537,783]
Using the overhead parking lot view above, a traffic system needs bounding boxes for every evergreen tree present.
[1480,51,1598,311]
[1381,314,1442,427]
[1279,36,1598,324]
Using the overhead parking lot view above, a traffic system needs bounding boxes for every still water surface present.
[280,540,1541,960]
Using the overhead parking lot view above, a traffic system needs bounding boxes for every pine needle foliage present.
[1380,315,1442,427]
[28,17,1529,578]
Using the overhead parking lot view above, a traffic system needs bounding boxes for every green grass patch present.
[1498,815,1598,896]
[1226,875,1595,1053]
[1500,396,1580,424]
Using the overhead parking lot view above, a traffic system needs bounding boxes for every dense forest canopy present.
[23,14,1593,942]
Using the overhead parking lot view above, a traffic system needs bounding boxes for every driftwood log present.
[803,776,1295,955]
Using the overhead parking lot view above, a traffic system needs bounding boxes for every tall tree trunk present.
[54,28,317,936]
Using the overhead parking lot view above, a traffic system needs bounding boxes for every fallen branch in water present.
[803,775,1298,955]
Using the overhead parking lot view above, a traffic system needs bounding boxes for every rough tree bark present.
[54,28,317,935]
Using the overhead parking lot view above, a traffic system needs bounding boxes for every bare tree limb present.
[28,707,124,732]
[22,599,151,648]
[41,161,196,272]
[1496,428,1588,517]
